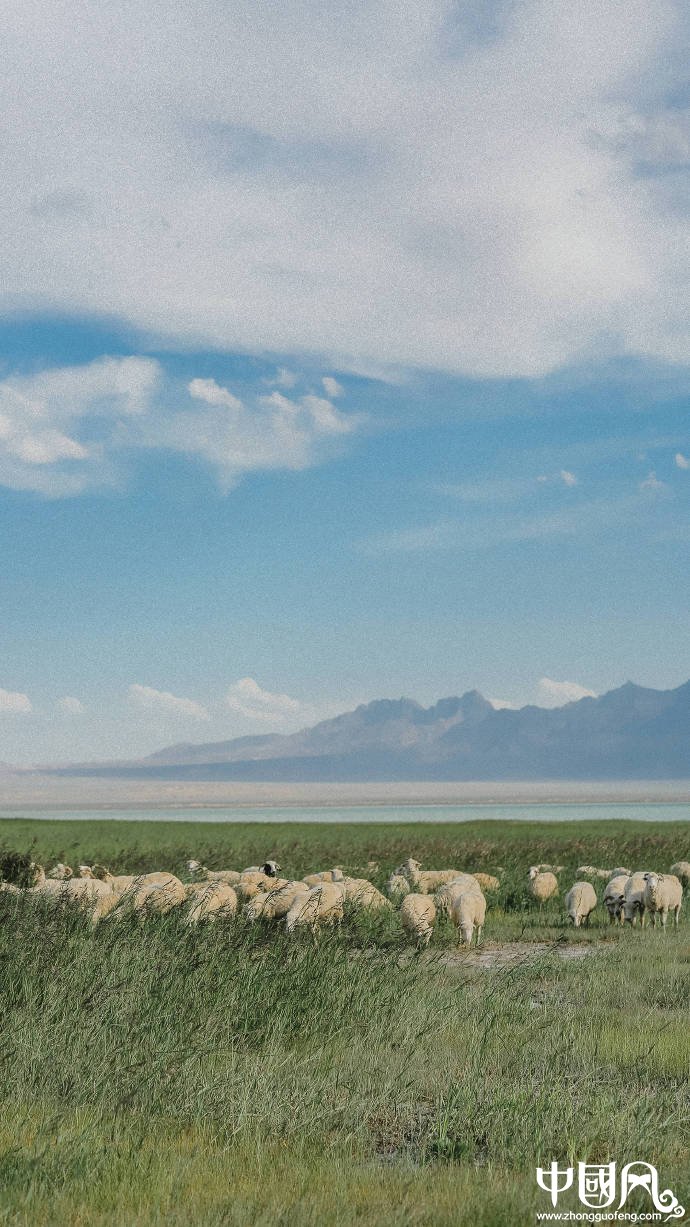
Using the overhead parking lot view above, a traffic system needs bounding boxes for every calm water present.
[1,803,689,824]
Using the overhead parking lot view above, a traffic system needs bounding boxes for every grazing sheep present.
[530,864,564,875]
[302,868,344,887]
[396,858,464,895]
[386,872,411,900]
[47,863,73,880]
[242,860,281,877]
[245,880,310,922]
[285,881,346,935]
[451,889,486,946]
[472,873,500,892]
[623,872,649,926]
[576,865,613,881]
[342,878,391,910]
[31,875,117,925]
[236,872,288,901]
[400,894,436,948]
[611,866,632,877]
[434,875,483,916]
[564,881,597,927]
[184,882,237,925]
[643,873,682,928]
[528,869,558,904]
[187,859,241,885]
[603,874,629,924]
[110,876,187,919]
[670,861,690,890]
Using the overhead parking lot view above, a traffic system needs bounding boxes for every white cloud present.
[0,357,358,495]
[0,688,32,713]
[639,469,667,491]
[57,696,85,715]
[128,684,209,721]
[0,2,687,378]
[322,376,344,398]
[675,452,689,470]
[560,469,577,487]
[225,677,302,724]
[489,697,519,710]
[536,677,597,708]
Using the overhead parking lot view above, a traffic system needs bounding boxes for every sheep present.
[434,875,483,916]
[31,874,117,925]
[564,881,597,927]
[341,878,391,910]
[386,872,411,899]
[623,872,649,926]
[530,864,564,875]
[47,863,73,880]
[302,868,344,887]
[451,889,486,947]
[184,882,238,925]
[187,859,241,885]
[245,880,310,922]
[236,872,289,901]
[400,894,436,948]
[670,861,690,890]
[285,881,346,935]
[110,876,187,920]
[242,860,281,878]
[576,865,614,881]
[396,858,465,895]
[643,873,682,928]
[528,869,558,904]
[472,872,500,892]
[603,874,629,924]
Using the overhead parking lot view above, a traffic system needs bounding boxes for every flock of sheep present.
[1,852,688,948]
[528,861,688,930]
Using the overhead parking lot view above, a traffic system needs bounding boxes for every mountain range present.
[51,680,690,781]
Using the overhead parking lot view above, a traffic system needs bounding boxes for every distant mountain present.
[49,681,690,781]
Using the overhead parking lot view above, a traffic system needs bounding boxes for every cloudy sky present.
[1,0,689,762]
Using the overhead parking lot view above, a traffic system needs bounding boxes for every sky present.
[0,0,689,763]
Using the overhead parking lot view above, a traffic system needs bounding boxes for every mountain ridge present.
[44,680,690,781]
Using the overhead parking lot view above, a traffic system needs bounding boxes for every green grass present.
[0,817,689,1225]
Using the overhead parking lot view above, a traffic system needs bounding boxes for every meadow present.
[0,816,688,1226]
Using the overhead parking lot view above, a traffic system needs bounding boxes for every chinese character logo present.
[536,1159,685,1218]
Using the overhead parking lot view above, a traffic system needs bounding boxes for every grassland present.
[0,816,688,1226]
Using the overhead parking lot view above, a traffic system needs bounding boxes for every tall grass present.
[0,818,689,1225]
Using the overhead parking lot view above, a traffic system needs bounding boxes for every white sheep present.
[603,874,629,924]
[341,878,391,910]
[472,872,500,892]
[187,859,241,885]
[623,872,650,926]
[564,881,597,927]
[47,863,73,880]
[31,873,117,925]
[110,876,187,920]
[302,868,344,887]
[670,861,690,889]
[643,873,682,928]
[451,889,486,946]
[184,882,237,925]
[530,863,564,875]
[528,869,558,904]
[236,871,288,901]
[396,858,465,895]
[245,880,310,922]
[400,893,436,948]
[576,865,613,881]
[285,881,346,935]
[242,860,282,878]
[386,872,411,899]
[434,874,483,916]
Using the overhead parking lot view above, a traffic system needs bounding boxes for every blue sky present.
[0,0,688,761]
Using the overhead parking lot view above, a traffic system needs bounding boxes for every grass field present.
[0,817,689,1226]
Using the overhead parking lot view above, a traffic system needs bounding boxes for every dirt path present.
[422,939,602,971]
